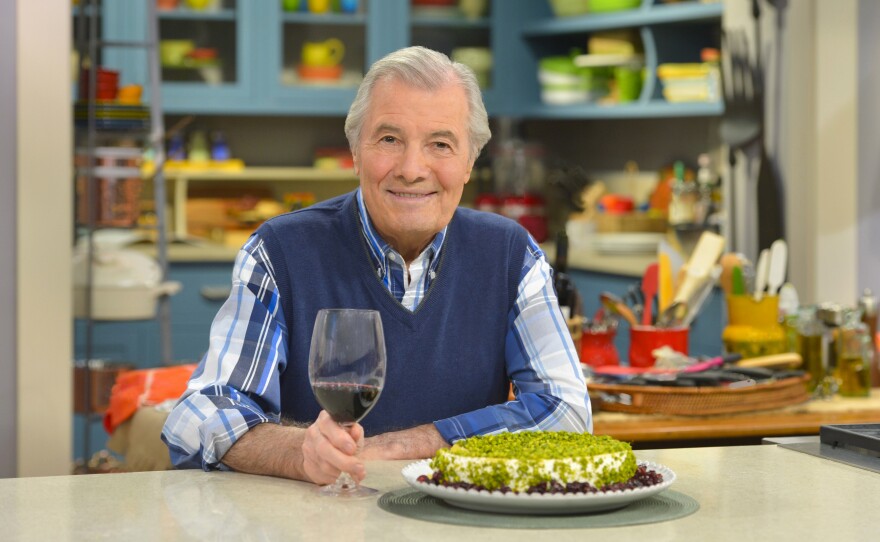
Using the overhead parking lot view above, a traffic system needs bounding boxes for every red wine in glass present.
[308,308,386,497]
[311,382,381,424]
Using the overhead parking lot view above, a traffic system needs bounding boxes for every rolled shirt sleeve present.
[161,235,287,470]
[433,239,592,442]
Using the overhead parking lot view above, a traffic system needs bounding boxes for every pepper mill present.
[858,288,879,388]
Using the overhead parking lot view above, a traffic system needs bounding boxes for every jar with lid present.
[834,307,873,397]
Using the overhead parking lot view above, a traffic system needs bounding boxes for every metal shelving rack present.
[73,0,171,467]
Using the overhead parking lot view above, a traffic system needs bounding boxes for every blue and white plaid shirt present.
[162,189,591,470]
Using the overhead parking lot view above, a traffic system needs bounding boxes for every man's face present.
[353,77,474,259]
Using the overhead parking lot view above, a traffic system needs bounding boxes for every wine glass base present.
[313,483,380,498]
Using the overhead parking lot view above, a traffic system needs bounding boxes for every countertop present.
[2,445,877,541]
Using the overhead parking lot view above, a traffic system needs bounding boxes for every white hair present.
[344,46,491,162]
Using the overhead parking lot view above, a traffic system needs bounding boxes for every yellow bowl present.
[160,40,194,67]
[116,84,142,105]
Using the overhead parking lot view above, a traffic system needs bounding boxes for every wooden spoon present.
[599,292,638,327]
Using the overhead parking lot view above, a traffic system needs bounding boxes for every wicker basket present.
[589,374,810,416]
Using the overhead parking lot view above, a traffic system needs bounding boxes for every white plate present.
[401,460,675,515]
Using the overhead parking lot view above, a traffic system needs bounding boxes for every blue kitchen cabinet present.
[101,0,385,115]
[97,0,722,118]
[569,269,724,364]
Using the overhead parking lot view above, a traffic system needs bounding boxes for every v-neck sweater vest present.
[257,191,528,436]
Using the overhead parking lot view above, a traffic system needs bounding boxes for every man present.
[161,46,591,486]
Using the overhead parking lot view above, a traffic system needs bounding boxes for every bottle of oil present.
[834,307,872,397]
[816,303,844,398]
[858,288,880,388]
[796,306,824,393]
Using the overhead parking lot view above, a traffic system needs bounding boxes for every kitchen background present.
[3,0,880,477]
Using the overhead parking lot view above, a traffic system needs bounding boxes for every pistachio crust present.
[429,431,637,492]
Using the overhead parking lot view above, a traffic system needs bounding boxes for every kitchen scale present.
[771,423,880,474]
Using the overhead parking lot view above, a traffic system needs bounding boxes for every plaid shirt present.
[162,190,591,470]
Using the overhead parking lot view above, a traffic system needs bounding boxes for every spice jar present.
[834,307,873,397]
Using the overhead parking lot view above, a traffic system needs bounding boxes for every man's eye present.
[380,136,397,144]
[434,142,451,150]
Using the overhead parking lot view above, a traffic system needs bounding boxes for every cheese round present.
[429,431,637,492]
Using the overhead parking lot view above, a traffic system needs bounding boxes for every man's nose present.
[395,145,429,182]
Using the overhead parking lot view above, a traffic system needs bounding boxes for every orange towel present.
[103,364,197,434]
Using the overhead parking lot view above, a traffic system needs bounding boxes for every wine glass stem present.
[333,471,357,491]
[331,421,358,491]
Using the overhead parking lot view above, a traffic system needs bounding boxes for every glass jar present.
[834,307,873,397]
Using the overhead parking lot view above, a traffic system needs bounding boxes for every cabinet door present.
[407,0,495,110]
[259,0,411,115]
[104,0,255,114]
[260,0,369,114]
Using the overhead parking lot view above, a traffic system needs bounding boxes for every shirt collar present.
[356,188,447,277]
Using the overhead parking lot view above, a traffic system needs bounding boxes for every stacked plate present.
[73,102,151,132]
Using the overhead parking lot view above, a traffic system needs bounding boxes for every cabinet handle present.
[200,285,232,301]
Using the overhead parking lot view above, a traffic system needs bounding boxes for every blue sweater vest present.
[256,191,529,436]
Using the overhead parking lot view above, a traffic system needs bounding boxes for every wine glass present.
[308,308,386,497]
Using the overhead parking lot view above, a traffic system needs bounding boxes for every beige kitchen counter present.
[1,445,876,541]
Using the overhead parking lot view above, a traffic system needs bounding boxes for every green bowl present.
[588,0,641,13]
